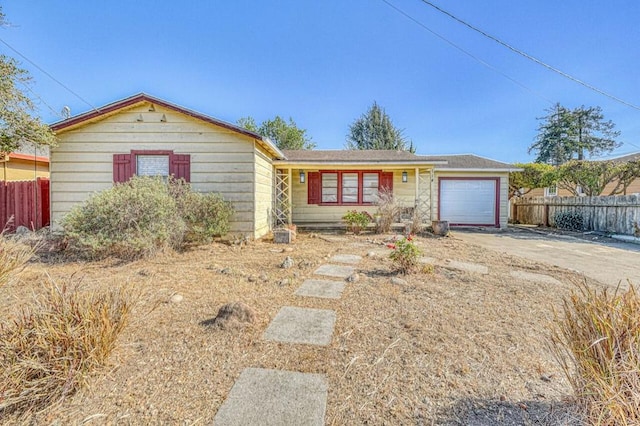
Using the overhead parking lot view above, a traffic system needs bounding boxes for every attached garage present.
[438,177,499,226]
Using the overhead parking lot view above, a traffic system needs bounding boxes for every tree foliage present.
[237,115,314,150]
[0,8,56,153]
[529,103,620,165]
[509,162,556,198]
[346,102,414,152]
[555,160,623,196]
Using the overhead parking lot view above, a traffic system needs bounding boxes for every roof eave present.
[435,167,521,172]
[50,93,285,160]
[273,160,448,167]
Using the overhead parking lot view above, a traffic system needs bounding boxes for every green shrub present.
[0,279,134,415]
[179,191,234,243]
[342,210,373,235]
[62,176,234,259]
[62,177,185,259]
[554,210,584,231]
[549,281,640,425]
[387,235,422,274]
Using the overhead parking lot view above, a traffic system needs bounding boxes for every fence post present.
[543,203,549,227]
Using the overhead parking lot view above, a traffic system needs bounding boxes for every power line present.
[380,0,554,104]
[416,0,640,111]
[18,81,63,119]
[0,36,99,112]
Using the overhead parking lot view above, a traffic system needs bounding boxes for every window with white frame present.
[544,186,558,196]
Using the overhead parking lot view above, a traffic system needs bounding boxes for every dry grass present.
[0,234,35,287]
[550,281,640,425]
[0,279,134,417]
[0,232,599,424]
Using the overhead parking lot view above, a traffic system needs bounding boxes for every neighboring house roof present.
[7,153,50,163]
[279,149,448,165]
[49,93,285,159]
[606,151,640,163]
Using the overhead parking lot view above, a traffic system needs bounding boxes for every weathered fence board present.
[0,178,50,231]
[512,195,640,235]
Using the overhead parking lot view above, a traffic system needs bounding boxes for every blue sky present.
[2,1,639,162]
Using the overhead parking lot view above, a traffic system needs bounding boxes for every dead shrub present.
[0,233,35,287]
[375,188,402,233]
[409,208,425,235]
[549,280,640,425]
[0,279,134,415]
[205,302,256,329]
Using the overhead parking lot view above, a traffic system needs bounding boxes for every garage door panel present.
[439,178,497,226]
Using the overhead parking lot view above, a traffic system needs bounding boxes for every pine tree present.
[346,102,414,152]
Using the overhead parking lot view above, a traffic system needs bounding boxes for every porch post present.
[414,167,420,207]
[287,168,292,225]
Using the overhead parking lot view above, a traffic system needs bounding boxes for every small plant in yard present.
[342,210,373,235]
[554,210,584,232]
[549,280,640,425]
[0,279,134,415]
[387,235,422,274]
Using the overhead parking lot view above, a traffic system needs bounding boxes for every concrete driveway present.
[454,227,640,287]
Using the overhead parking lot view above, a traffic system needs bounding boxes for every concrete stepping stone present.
[314,264,354,279]
[264,306,336,346]
[214,367,327,426]
[295,279,345,299]
[444,260,489,275]
[328,254,362,264]
[510,270,562,285]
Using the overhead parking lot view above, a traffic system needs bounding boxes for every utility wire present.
[416,0,640,111]
[380,0,554,104]
[19,81,63,119]
[0,36,99,113]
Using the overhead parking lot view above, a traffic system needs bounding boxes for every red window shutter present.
[307,172,321,204]
[380,171,393,192]
[170,154,191,182]
[113,154,133,183]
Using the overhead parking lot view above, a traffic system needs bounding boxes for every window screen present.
[341,173,358,203]
[137,155,169,177]
[321,173,338,203]
[362,173,379,203]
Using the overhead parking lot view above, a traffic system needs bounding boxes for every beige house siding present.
[254,145,274,238]
[290,169,418,223]
[433,171,510,228]
[51,102,263,235]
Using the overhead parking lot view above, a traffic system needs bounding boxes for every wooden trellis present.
[273,169,291,226]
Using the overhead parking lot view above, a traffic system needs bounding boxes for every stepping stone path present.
[263,306,336,346]
[419,257,490,275]
[295,279,345,299]
[445,260,489,275]
[313,264,355,278]
[214,368,327,426]
[328,254,362,264]
[510,270,562,285]
[215,253,363,424]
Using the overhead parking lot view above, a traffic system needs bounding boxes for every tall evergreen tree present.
[529,103,620,165]
[346,102,414,152]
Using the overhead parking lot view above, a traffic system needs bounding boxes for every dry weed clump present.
[0,279,134,415]
[374,188,402,233]
[550,280,640,425]
[205,301,257,329]
[0,234,35,287]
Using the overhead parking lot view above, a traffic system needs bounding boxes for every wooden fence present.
[511,195,640,236]
[0,178,50,232]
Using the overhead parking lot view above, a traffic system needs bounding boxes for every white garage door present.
[439,179,498,226]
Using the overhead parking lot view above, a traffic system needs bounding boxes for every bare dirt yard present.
[1,231,595,425]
